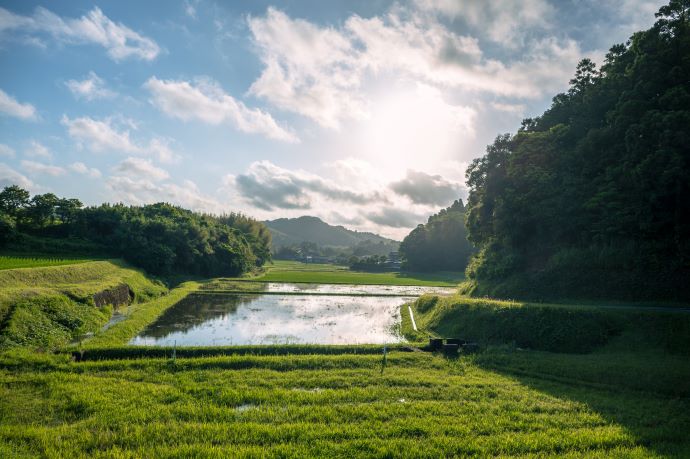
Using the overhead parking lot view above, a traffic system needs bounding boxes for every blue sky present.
[0,0,665,238]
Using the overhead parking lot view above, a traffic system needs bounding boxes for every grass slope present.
[0,261,167,350]
[0,256,91,270]
[0,350,688,457]
[251,261,463,287]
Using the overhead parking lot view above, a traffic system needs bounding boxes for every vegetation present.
[463,2,690,301]
[399,200,473,272]
[0,186,271,277]
[252,260,463,286]
[0,256,91,270]
[1,348,689,457]
[406,294,690,354]
[0,260,166,350]
[83,281,200,348]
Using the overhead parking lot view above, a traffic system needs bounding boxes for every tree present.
[463,0,690,301]
[0,185,30,224]
[399,200,473,272]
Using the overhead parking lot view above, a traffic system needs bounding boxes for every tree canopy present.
[464,0,690,300]
[399,200,473,272]
[0,186,271,277]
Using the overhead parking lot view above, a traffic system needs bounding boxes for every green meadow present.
[1,260,689,457]
[247,260,464,287]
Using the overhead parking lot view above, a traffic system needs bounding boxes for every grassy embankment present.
[0,260,170,350]
[403,294,690,397]
[242,260,464,287]
[1,260,690,456]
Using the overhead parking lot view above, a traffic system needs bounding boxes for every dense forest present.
[399,200,473,272]
[464,1,690,300]
[0,185,271,277]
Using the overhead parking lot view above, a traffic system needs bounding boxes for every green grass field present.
[1,348,688,457]
[249,260,464,287]
[1,260,689,457]
[0,256,91,270]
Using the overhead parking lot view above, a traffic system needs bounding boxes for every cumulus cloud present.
[247,6,584,128]
[20,160,65,176]
[61,115,179,163]
[0,163,34,189]
[114,157,169,181]
[144,76,298,143]
[0,88,36,120]
[0,144,16,158]
[366,207,425,228]
[390,170,461,206]
[65,71,116,100]
[107,176,220,212]
[69,162,101,178]
[230,160,384,211]
[24,140,52,159]
[414,0,554,46]
[0,6,159,61]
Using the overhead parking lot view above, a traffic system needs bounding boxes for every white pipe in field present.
[408,305,418,331]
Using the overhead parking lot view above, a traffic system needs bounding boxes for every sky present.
[0,0,667,239]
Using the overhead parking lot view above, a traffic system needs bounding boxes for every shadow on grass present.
[474,352,690,457]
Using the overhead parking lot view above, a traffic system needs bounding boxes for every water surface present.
[130,293,411,346]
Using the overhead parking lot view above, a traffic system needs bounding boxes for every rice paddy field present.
[0,256,92,270]
[248,260,464,287]
[1,348,688,458]
[1,260,689,457]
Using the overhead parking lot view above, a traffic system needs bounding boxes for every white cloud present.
[230,160,383,210]
[24,140,52,159]
[0,88,36,120]
[0,6,160,61]
[20,160,65,176]
[247,6,583,129]
[61,115,180,163]
[65,71,116,100]
[414,0,554,46]
[107,175,221,212]
[62,115,138,153]
[69,161,101,178]
[0,163,34,189]
[184,0,199,19]
[390,170,461,206]
[0,144,15,158]
[144,76,298,143]
[366,207,426,228]
[114,157,169,181]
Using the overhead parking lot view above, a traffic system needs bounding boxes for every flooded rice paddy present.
[130,283,454,346]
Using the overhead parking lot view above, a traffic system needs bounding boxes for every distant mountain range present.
[264,216,398,249]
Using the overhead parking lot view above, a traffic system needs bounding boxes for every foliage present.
[1,348,689,456]
[84,281,199,348]
[0,186,272,277]
[399,200,473,272]
[406,294,690,355]
[0,256,91,271]
[0,260,167,348]
[464,2,690,300]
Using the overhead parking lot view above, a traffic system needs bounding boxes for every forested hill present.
[0,186,271,277]
[399,200,473,272]
[265,216,398,249]
[464,1,690,301]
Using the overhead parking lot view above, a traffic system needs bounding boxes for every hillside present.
[463,5,690,301]
[265,216,398,249]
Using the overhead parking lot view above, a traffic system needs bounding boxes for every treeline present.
[0,185,271,277]
[399,200,473,272]
[274,239,398,264]
[464,1,690,300]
